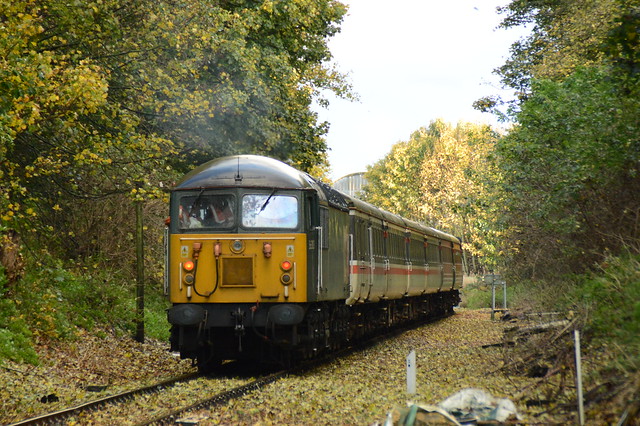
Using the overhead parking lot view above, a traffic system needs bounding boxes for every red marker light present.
[281,260,292,271]
[183,260,195,272]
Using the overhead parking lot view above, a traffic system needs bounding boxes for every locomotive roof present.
[174,155,459,244]
[174,155,349,210]
[174,155,318,190]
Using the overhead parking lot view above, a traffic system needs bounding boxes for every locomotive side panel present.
[310,205,350,302]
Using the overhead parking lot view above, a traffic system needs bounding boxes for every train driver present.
[178,204,203,229]
[208,197,234,225]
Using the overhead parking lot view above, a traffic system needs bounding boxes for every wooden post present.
[135,199,145,343]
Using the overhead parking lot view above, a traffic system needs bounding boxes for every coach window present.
[389,231,404,263]
[242,194,298,229]
[442,242,453,264]
[427,240,439,263]
[410,237,424,264]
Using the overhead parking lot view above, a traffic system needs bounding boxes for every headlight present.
[230,239,245,254]
[280,273,292,285]
[280,260,292,271]
[182,260,195,272]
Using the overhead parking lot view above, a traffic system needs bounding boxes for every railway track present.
[143,314,453,425]
[141,369,288,425]
[9,372,200,426]
[10,313,452,425]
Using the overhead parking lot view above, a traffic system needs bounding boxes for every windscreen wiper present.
[259,188,277,213]
[189,188,205,216]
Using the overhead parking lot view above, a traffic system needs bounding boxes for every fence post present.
[574,330,585,425]
[135,198,145,343]
[406,350,416,394]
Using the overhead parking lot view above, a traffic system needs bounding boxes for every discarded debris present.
[504,320,570,339]
[384,388,521,425]
[384,402,462,426]
[439,388,521,423]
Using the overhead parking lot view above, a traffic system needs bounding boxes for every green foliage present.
[0,247,174,361]
[144,286,171,341]
[460,285,493,310]
[460,278,535,311]
[0,268,38,365]
[573,253,640,371]
[14,256,135,338]
[494,66,640,277]
[496,0,619,90]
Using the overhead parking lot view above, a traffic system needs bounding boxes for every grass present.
[0,254,172,365]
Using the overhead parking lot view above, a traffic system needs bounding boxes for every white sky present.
[316,0,528,180]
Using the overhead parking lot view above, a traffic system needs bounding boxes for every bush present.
[573,253,640,372]
[6,252,172,350]
[0,268,38,365]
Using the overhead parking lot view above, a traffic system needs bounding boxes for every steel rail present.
[8,372,199,426]
[142,311,454,425]
[141,369,289,426]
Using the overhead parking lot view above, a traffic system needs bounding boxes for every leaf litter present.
[1,309,578,425]
[190,308,563,425]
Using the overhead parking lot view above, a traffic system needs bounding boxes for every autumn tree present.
[363,120,499,273]
[1,0,350,266]
[363,130,432,221]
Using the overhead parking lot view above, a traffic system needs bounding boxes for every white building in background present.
[334,172,367,199]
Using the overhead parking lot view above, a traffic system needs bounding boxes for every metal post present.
[502,280,507,311]
[406,350,416,394]
[135,200,145,343]
[491,280,496,320]
[574,330,585,425]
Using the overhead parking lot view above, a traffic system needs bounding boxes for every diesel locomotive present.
[165,155,462,370]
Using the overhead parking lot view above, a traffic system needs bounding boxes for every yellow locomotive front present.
[165,156,325,370]
[168,191,308,305]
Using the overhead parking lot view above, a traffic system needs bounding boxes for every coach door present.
[365,221,387,302]
[426,238,441,293]
[441,241,454,289]
[352,217,371,302]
